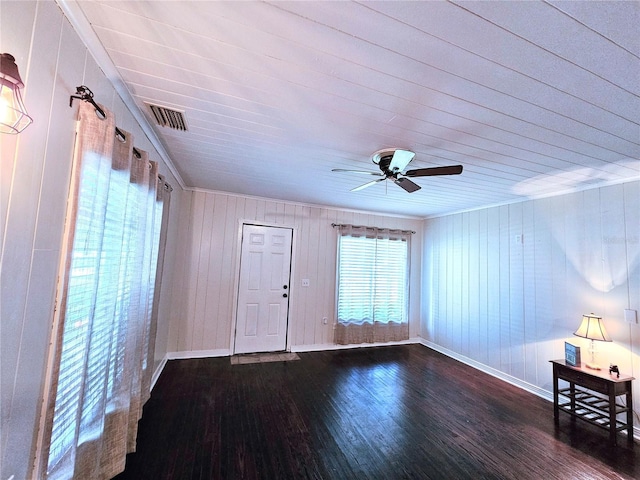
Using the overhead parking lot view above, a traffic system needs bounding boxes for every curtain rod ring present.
[115,127,127,143]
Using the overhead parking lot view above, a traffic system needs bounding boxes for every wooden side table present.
[550,360,634,446]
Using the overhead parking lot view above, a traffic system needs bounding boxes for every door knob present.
[282,293,288,298]
[283,285,288,289]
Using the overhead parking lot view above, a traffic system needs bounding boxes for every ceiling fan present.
[332,148,463,193]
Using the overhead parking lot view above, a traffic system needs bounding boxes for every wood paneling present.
[5,4,638,479]
[1,3,183,478]
[169,191,423,354]
[66,2,640,218]
[423,180,640,424]
[1,4,71,478]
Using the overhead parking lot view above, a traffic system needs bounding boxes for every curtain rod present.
[70,85,141,159]
[331,223,415,234]
[69,85,173,192]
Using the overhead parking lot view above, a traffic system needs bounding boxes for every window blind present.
[337,230,409,325]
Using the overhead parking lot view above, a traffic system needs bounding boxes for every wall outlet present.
[302,279,310,287]
[624,309,638,324]
[322,317,328,325]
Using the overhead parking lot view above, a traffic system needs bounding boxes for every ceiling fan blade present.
[394,177,421,193]
[404,165,463,177]
[332,168,384,176]
[351,178,386,192]
[388,149,415,173]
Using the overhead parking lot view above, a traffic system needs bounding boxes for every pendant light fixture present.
[0,53,33,134]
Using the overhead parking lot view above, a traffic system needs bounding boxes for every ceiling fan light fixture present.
[371,148,413,165]
[333,148,462,194]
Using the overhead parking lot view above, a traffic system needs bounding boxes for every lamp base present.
[585,362,602,370]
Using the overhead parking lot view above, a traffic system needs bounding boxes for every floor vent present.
[145,103,188,131]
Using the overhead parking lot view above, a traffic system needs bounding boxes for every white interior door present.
[234,224,293,354]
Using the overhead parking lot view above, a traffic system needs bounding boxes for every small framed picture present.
[565,342,581,367]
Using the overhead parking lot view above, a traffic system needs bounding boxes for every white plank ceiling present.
[63,0,639,217]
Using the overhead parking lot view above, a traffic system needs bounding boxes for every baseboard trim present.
[167,348,232,360]
[151,356,168,391]
[151,349,230,392]
[291,337,421,353]
[418,339,552,401]
[155,341,421,380]
[419,339,640,441]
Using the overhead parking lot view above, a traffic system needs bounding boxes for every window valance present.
[332,223,414,241]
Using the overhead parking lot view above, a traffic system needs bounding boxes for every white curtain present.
[40,101,170,480]
[334,225,410,345]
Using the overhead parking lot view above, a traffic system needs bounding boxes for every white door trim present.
[229,220,297,354]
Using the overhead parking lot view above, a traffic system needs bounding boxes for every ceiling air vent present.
[145,102,188,131]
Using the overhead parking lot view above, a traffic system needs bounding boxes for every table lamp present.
[573,313,611,370]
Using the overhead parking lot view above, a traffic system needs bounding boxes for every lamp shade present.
[573,314,612,342]
[0,53,33,134]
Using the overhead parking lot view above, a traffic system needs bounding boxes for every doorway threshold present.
[230,352,300,365]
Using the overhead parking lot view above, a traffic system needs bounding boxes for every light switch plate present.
[624,309,638,324]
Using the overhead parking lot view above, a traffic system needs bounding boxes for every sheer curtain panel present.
[39,101,170,480]
[334,225,410,345]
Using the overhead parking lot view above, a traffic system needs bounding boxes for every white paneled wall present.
[168,190,423,355]
[423,181,640,417]
[1,3,183,479]
[4,5,638,480]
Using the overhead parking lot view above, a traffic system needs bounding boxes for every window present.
[40,101,170,480]
[335,225,411,345]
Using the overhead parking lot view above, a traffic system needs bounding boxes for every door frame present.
[229,220,297,354]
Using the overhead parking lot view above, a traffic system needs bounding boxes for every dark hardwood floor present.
[113,345,637,480]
